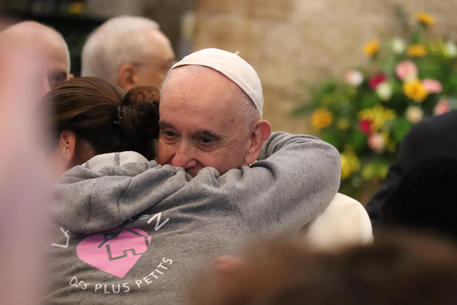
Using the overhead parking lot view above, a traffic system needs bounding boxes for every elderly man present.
[47,48,340,305]
[81,16,175,90]
[0,21,72,90]
[157,49,272,176]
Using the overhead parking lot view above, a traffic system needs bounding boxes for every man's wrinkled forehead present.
[161,66,244,106]
[159,66,250,132]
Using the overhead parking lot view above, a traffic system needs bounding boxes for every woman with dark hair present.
[48,76,159,175]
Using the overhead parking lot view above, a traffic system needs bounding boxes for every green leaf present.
[361,94,378,109]
[391,118,412,142]
[321,129,341,149]
[349,129,367,152]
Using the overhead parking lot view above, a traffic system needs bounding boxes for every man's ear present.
[117,63,136,91]
[67,73,74,81]
[58,130,77,169]
[244,120,271,165]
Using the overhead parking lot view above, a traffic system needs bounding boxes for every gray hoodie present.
[46,132,340,305]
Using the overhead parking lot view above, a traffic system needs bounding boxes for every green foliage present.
[294,11,457,196]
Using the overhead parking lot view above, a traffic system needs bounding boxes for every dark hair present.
[380,156,457,240]
[189,230,457,305]
[47,76,159,160]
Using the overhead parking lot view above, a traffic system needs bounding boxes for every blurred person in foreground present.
[366,110,457,221]
[189,230,457,305]
[0,20,72,89]
[47,48,340,304]
[0,23,54,305]
[81,15,175,90]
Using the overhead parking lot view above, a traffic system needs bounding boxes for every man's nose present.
[171,142,198,169]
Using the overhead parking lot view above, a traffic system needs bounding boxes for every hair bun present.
[124,86,160,105]
[116,86,160,160]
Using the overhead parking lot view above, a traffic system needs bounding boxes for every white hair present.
[81,16,160,83]
[239,89,261,126]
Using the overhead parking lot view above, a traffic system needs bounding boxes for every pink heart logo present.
[76,228,152,279]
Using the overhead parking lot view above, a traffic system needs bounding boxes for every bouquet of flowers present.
[294,11,457,196]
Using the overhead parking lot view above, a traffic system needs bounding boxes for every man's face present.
[156,67,253,176]
[134,29,175,89]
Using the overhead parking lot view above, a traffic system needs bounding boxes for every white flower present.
[391,37,405,54]
[376,82,392,101]
[368,133,386,153]
[446,41,457,58]
[406,106,423,123]
[344,70,363,86]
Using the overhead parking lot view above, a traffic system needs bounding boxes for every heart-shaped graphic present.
[76,228,152,279]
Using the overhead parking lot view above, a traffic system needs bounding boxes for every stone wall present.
[193,0,457,132]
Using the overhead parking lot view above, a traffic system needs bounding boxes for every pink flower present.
[422,79,442,94]
[434,100,450,115]
[396,60,418,81]
[359,119,373,134]
[369,73,387,90]
[344,69,363,86]
[368,132,385,153]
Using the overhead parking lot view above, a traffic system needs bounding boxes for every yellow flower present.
[337,118,349,130]
[407,44,427,57]
[340,147,360,179]
[416,12,435,26]
[361,164,375,180]
[403,80,428,102]
[311,108,333,130]
[358,105,396,132]
[363,40,380,57]
[379,164,388,179]
[361,163,388,180]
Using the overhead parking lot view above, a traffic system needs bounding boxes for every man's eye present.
[198,136,214,144]
[163,130,177,138]
[160,129,178,141]
[48,72,67,89]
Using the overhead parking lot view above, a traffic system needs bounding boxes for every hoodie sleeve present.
[52,152,188,234]
[218,132,341,238]
[53,133,341,237]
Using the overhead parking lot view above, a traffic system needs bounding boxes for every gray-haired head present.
[81,15,175,90]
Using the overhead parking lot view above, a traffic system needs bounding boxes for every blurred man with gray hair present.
[0,20,64,305]
[81,16,175,90]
